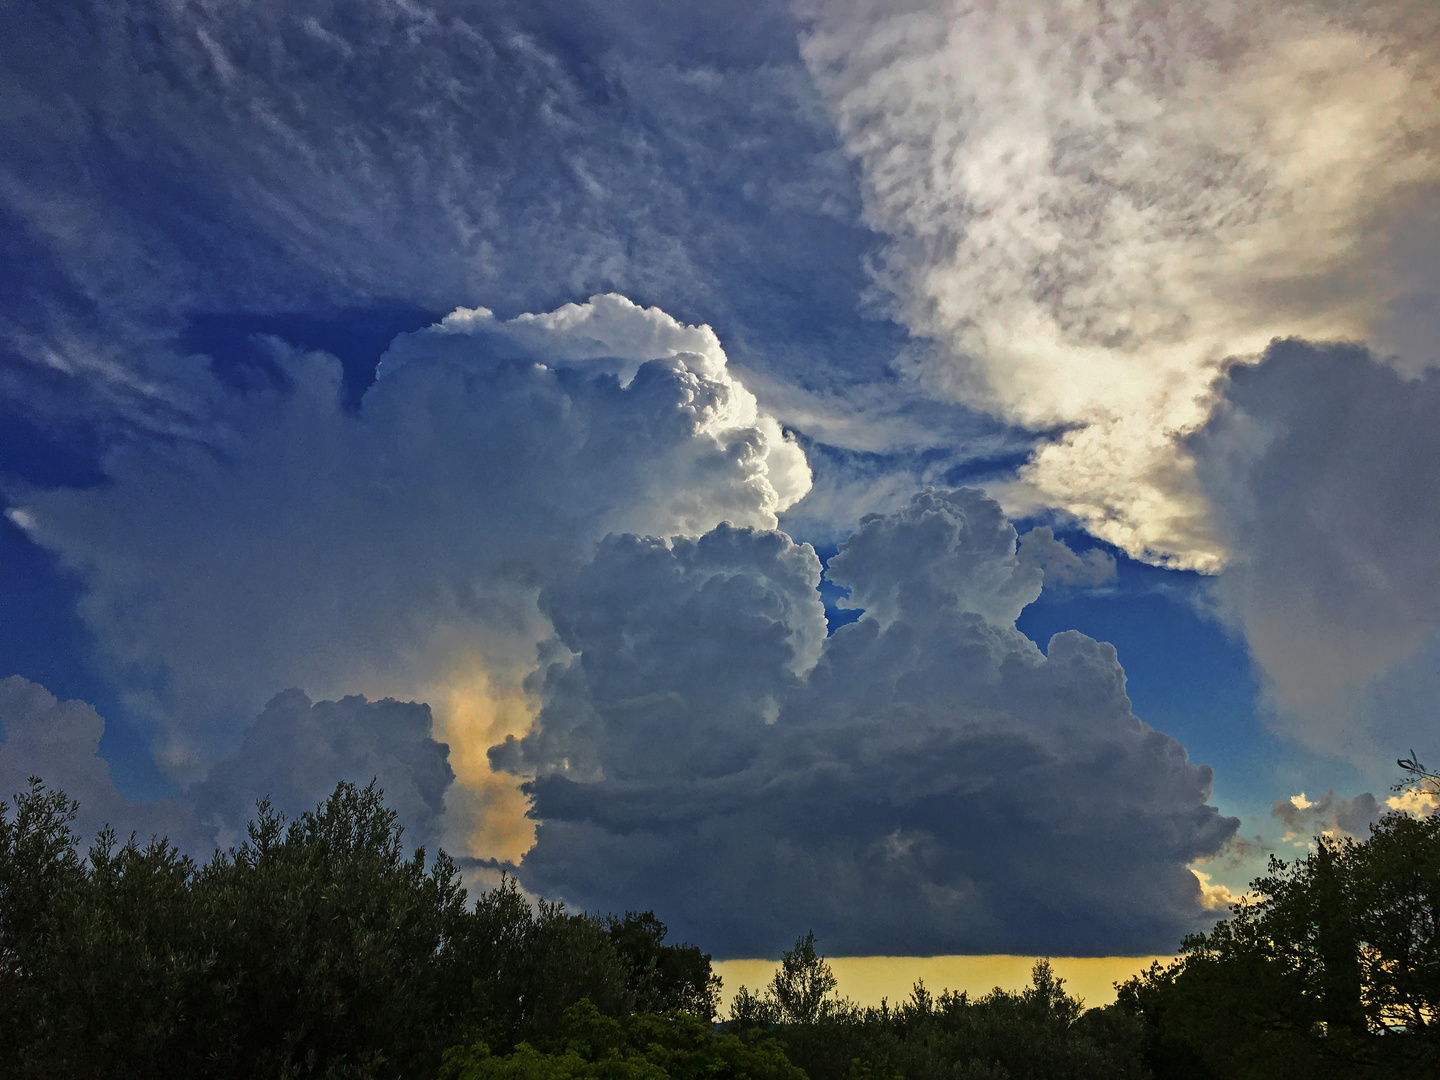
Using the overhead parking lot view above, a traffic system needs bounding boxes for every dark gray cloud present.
[189,690,454,851]
[498,489,1235,957]
[492,523,826,786]
[1191,339,1440,758]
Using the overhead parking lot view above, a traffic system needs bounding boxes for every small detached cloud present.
[497,488,1236,957]
[1388,787,1440,817]
[1271,789,1383,844]
[1017,527,1117,592]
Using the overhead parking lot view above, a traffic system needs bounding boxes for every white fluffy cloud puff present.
[496,489,1235,957]
[10,296,809,795]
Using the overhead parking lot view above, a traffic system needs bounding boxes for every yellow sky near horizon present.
[712,955,1174,1015]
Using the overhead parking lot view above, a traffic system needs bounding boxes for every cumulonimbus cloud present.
[799,0,1440,569]
[9,295,808,857]
[495,489,1235,956]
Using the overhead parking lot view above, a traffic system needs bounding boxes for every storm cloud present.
[9,295,807,863]
[497,489,1235,956]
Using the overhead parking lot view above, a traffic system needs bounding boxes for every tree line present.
[2,769,1436,1079]
[0,778,717,1078]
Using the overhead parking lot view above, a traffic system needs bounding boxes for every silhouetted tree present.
[0,777,720,1079]
[607,910,722,1019]
[1118,807,1440,1079]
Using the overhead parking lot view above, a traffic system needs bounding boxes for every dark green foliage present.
[0,778,87,1065]
[606,911,722,1020]
[794,964,1146,1080]
[438,999,805,1080]
[9,769,1438,1080]
[730,939,1148,1080]
[1117,810,1440,1079]
[455,885,633,1051]
[0,778,720,1079]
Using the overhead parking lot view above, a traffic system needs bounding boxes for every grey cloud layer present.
[497,490,1235,956]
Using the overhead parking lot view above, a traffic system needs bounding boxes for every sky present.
[3,0,1440,976]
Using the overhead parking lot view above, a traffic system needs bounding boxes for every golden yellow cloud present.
[361,648,539,864]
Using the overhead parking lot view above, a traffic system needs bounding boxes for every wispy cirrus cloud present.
[800,0,1440,569]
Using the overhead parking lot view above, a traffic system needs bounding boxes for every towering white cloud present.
[800,0,1440,568]
[498,489,1234,956]
[10,296,808,855]
[376,293,812,532]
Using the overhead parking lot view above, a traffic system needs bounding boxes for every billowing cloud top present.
[497,489,1235,956]
[375,293,812,532]
[11,296,808,791]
